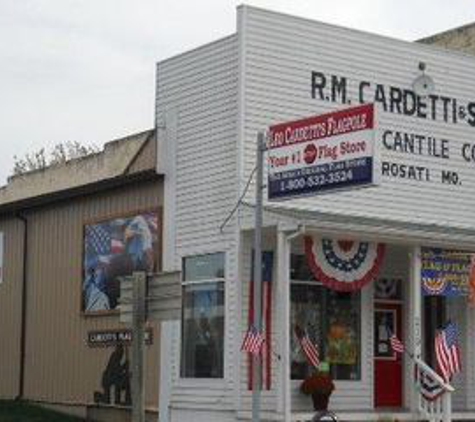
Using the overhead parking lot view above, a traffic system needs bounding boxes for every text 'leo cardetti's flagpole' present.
[252,132,266,422]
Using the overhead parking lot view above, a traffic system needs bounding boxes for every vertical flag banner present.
[247,251,274,390]
[435,322,462,382]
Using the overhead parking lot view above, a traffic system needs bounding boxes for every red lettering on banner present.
[269,104,374,149]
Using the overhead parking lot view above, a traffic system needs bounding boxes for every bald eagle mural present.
[82,210,159,313]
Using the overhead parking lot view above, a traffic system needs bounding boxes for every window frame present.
[180,252,226,380]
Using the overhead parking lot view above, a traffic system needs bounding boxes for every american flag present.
[435,322,461,382]
[86,224,111,256]
[390,333,405,354]
[295,326,320,368]
[241,325,265,355]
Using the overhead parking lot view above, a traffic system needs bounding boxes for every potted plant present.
[300,370,335,411]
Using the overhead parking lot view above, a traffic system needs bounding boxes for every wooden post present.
[252,132,266,422]
[410,246,422,414]
[132,272,147,422]
[442,390,452,422]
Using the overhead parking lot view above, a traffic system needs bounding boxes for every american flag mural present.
[83,211,159,313]
[247,251,273,390]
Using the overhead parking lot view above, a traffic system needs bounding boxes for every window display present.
[291,255,361,380]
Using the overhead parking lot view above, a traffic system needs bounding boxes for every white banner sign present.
[267,104,376,200]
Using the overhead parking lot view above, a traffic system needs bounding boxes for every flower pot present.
[311,392,330,411]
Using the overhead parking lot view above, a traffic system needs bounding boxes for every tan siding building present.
[419,22,475,55]
[0,130,162,419]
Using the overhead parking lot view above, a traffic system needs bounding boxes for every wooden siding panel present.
[22,179,162,408]
[241,7,475,230]
[156,35,240,411]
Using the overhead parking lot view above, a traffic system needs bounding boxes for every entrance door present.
[374,303,403,407]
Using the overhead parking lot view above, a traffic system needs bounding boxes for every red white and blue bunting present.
[304,236,385,292]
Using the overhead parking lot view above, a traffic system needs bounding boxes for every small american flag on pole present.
[435,322,461,382]
[389,332,405,354]
[295,326,320,368]
[241,325,265,355]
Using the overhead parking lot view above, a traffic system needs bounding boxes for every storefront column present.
[276,226,292,422]
[409,245,422,412]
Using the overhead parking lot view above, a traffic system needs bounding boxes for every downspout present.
[16,212,28,400]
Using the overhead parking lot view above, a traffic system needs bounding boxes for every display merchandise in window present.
[290,255,361,381]
[180,253,225,378]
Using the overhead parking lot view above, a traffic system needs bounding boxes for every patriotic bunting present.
[415,365,445,402]
[305,236,385,292]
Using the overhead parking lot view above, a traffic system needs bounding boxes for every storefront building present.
[157,6,475,422]
[0,130,163,421]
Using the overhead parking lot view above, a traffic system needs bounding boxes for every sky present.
[1,0,475,186]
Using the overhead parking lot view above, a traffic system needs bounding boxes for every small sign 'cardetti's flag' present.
[241,325,265,355]
[435,322,462,382]
[295,326,320,368]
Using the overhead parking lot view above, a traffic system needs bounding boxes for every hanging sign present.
[267,104,376,200]
[87,328,153,348]
[305,236,385,292]
[421,247,475,297]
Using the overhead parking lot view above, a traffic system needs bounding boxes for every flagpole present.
[252,132,265,422]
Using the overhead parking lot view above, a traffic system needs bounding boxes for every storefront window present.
[290,255,361,380]
[180,253,225,378]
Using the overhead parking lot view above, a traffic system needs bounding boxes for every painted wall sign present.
[87,328,153,348]
[267,104,375,200]
[310,71,475,188]
[310,71,475,127]
[239,7,475,226]
[421,247,474,296]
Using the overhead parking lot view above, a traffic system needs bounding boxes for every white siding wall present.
[157,6,475,420]
[239,6,475,230]
[156,35,240,413]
